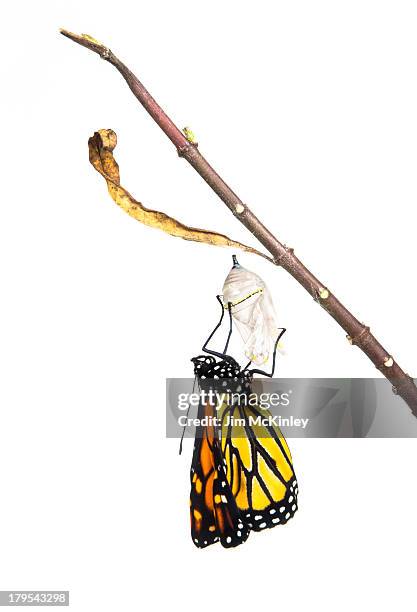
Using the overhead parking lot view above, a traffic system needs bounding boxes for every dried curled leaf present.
[88,129,271,260]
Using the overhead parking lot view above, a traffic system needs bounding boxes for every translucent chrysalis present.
[222,255,279,365]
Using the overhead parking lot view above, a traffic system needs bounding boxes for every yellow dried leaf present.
[88,129,271,259]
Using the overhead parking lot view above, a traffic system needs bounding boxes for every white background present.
[1,1,416,610]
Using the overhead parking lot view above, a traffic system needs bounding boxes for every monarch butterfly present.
[189,257,298,548]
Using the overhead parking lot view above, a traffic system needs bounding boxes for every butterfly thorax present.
[191,354,253,395]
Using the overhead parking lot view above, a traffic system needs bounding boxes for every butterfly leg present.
[202,296,235,359]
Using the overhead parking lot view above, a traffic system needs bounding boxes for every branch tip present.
[60,28,110,58]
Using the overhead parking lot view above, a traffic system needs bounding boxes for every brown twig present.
[60,29,417,416]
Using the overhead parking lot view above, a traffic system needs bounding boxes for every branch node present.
[376,356,396,374]
[177,142,198,157]
[383,356,394,368]
[312,286,330,303]
[274,247,294,267]
[100,47,111,60]
[350,325,372,347]
[318,287,330,300]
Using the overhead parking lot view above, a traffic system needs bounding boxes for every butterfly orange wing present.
[190,398,249,548]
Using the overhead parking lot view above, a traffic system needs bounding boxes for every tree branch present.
[60,29,417,416]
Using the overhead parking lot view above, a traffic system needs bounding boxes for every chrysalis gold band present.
[223,288,264,309]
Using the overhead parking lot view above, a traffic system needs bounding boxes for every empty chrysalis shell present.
[223,256,279,365]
